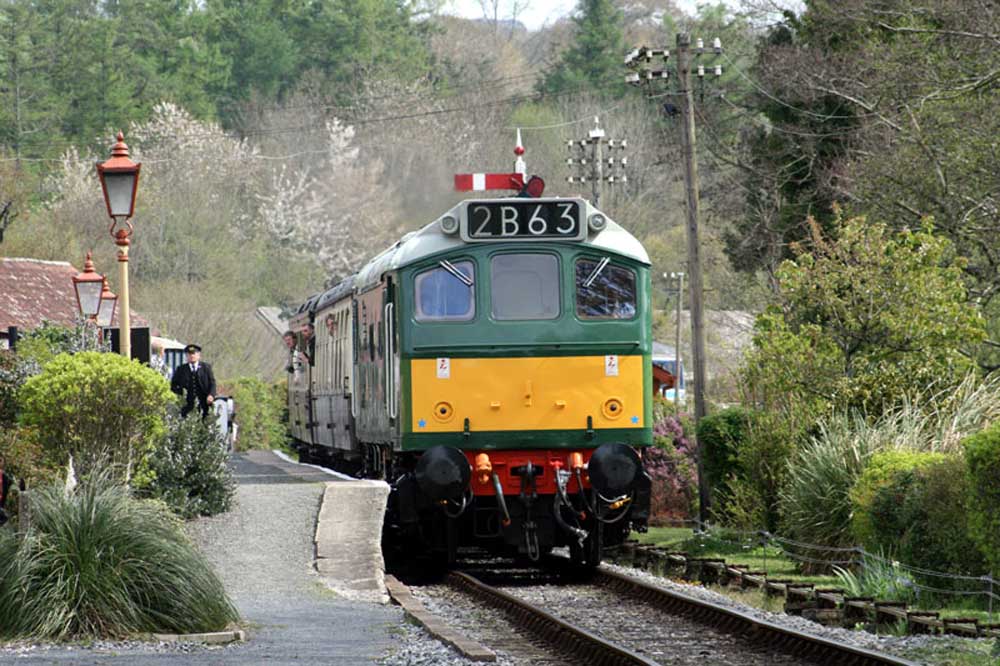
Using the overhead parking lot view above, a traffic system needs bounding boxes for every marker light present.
[588,213,607,232]
[525,176,545,198]
[440,215,459,235]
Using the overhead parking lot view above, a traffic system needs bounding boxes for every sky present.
[444,0,720,31]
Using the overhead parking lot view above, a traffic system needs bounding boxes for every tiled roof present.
[0,257,146,332]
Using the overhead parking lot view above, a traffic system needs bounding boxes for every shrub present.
[904,457,984,576]
[833,555,917,603]
[850,451,984,580]
[18,352,174,481]
[851,450,945,549]
[647,416,697,523]
[696,407,753,520]
[0,427,59,489]
[0,477,238,639]
[964,422,1000,573]
[0,350,29,427]
[135,415,236,519]
[728,410,795,532]
[781,413,879,554]
[221,376,287,450]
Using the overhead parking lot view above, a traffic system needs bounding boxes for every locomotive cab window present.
[415,260,475,321]
[491,253,560,320]
[575,257,637,320]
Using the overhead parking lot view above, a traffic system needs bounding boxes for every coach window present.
[415,260,475,322]
[491,253,560,320]
[575,257,637,320]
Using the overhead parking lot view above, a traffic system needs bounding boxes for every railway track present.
[400,559,921,666]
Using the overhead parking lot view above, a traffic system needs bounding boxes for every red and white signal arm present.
[454,173,524,192]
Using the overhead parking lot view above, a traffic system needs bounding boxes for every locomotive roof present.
[297,198,650,313]
[353,198,649,291]
[315,277,354,311]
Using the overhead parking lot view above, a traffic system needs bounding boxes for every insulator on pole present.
[566,158,574,165]
[714,65,723,77]
[697,65,705,78]
[696,38,704,50]
[621,157,628,166]
[713,37,722,53]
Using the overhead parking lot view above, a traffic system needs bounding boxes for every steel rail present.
[594,568,922,666]
[446,571,659,666]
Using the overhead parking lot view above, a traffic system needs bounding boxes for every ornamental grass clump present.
[0,477,238,640]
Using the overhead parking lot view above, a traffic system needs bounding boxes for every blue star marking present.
[418,419,427,428]
[631,415,639,424]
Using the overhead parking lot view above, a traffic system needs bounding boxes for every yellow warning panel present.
[410,355,645,433]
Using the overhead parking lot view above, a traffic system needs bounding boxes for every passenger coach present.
[289,194,653,567]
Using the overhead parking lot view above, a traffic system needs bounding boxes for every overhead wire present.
[0,76,630,164]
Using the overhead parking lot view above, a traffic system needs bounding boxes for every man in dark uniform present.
[170,343,217,418]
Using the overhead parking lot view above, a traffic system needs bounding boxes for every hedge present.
[965,422,1000,574]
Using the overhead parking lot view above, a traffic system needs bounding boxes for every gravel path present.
[1,451,402,665]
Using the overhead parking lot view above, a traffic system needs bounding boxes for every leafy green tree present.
[744,213,984,416]
[539,0,625,96]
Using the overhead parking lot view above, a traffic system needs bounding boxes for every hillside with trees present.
[1,0,997,383]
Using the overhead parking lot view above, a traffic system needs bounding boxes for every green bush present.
[851,450,944,549]
[0,426,59,490]
[851,451,984,581]
[0,477,238,639]
[904,456,984,576]
[726,410,795,532]
[222,377,287,450]
[135,415,236,519]
[696,407,753,520]
[0,350,28,427]
[964,422,1000,573]
[18,352,174,481]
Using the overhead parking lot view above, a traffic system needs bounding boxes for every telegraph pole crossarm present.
[566,117,628,207]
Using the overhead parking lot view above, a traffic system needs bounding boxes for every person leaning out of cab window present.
[300,323,315,366]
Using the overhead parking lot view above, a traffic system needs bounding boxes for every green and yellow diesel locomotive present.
[287,194,652,566]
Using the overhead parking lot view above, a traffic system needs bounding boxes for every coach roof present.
[353,198,649,290]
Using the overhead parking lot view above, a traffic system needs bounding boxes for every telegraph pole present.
[566,117,628,207]
[626,35,722,527]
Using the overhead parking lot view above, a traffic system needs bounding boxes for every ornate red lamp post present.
[96,132,141,358]
[96,277,118,329]
[72,252,104,321]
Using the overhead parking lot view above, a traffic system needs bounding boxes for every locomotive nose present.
[587,442,641,496]
[415,445,471,501]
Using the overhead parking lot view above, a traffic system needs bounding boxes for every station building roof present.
[0,257,147,338]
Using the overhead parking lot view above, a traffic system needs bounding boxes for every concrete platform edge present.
[385,575,497,662]
[314,480,391,604]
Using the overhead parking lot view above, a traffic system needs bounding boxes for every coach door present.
[383,277,399,430]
